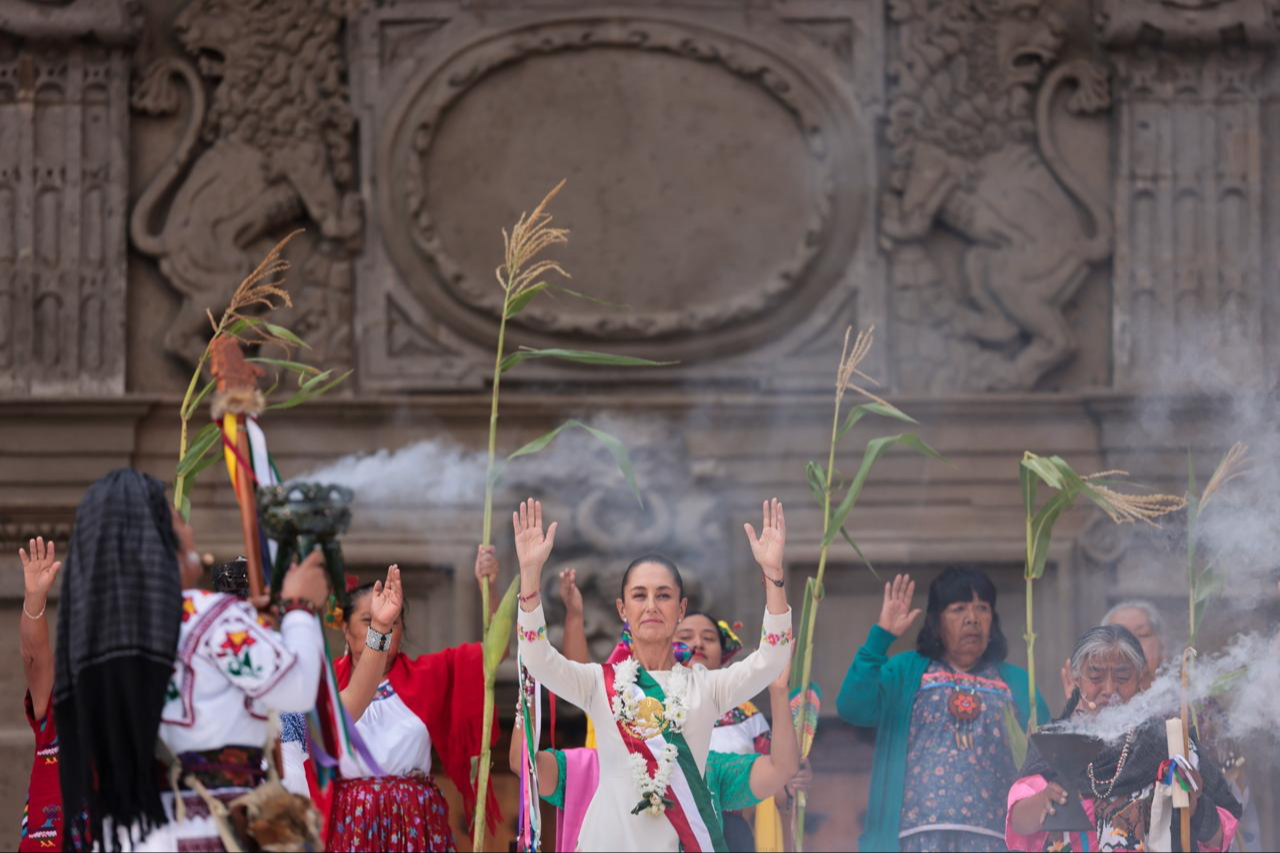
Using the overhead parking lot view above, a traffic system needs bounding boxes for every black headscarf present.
[54,470,183,851]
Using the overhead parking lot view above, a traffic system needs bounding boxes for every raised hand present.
[744,498,786,581]
[475,545,499,588]
[770,659,792,693]
[369,564,403,633]
[513,498,558,579]
[281,546,330,610]
[558,567,583,618]
[19,537,61,615]
[877,574,922,638]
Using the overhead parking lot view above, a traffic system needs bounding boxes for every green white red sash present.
[602,661,727,852]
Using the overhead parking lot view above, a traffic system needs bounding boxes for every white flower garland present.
[611,658,690,815]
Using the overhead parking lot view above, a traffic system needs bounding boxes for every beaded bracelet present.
[519,590,541,604]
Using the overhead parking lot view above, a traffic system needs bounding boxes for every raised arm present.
[708,500,793,712]
[747,664,801,800]
[836,574,920,726]
[19,538,61,721]
[559,568,590,664]
[514,498,601,709]
[340,563,402,721]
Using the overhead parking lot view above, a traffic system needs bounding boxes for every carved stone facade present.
[0,1,138,395]
[4,0,1280,849]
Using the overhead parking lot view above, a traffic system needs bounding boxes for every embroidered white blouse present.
[160,589,325,755]
[349,680,433,778]
[517,603,792,852]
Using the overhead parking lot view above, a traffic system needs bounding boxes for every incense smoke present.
[1054,631,1280,745]
[293,438,488,506]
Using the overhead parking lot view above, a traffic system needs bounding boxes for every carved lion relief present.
[883,0,1113,392]
[129,0,361,370]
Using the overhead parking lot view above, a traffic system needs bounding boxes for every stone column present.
[1100,0,1278,390]
[0,0,139,395]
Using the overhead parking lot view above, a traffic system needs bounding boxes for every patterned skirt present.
[326,774,457,853]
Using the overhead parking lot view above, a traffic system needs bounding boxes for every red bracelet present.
[519,590,540,604]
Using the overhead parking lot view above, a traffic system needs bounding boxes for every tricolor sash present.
[602,661,728,853]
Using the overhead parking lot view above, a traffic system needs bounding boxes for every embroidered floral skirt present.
[327,774,457,853]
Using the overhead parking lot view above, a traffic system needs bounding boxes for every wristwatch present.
[366,625,391,652]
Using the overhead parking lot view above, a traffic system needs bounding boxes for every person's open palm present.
[513,498,558,577]
[19,537,61,600]
[559,567,584,617]
[878,574,922,637]
[370,564,403,631]
[744,498,786,579]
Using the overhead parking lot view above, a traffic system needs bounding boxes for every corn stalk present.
[471,181,672,851]
[172,231,350,520]
[1019,454,1186,731]
[790,327,941,851]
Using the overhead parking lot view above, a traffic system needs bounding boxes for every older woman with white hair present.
[1102,600,1164,685]
[1007,625,1241,852]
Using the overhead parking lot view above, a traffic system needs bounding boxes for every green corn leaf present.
[554,285,632,310]
[483,577,520,677]
[508,419,644,506]
[225,316,264,337]
[247,356,324,384]
[804,461,826,505]
[839,526,880,580]
[1021,453,1068,491]
[1027,490,1076,579]
[182,378,217,420]
[176,422,222,477]
[788,577,818,694]
[823,433,944,546]
[186,443,226,481]
[1194,568,1223,604]
[1209,667,1246,696]
[265,370,351,411]
[179,493,192,523]
[504,282,551,319]
[500,347,676,373]
[263,322,310,349]
[1004,702,1029,766]
[837,401,919,440]
[1019,459,1037,519]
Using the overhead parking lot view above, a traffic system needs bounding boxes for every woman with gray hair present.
[1006,625,1242,852]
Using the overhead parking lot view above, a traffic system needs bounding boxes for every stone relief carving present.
[128,0,362,370]
[0,5,136,395]
[883,0,1114,392]
[1099,0,1278,390]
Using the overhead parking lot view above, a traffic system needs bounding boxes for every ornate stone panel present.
[127,0,362,373]
[1100,0,1279,391]
[883,0,1114,393]
[0,1,139,395]
[351,3,884,389]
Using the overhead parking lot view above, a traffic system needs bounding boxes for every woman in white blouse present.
[515,497,793,852]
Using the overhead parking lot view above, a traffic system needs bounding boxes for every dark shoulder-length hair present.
[915,565,1008,666]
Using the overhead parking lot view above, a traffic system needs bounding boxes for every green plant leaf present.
[553,285,632,311]
[179,493,192,523]
[837,401,918,440]
[504,282,551,318]
[500,347,676,373]
[805,461,826,506]
[1021,453,1068,491]
[839,526,880,580]
[788,577,818,695]
[1004,702,1029,766]
[823,433,944,547]
[483,577,520,676]
[182,378,217,420]
[176,422,222,477]
[247,356,324,384]
[1027,490,1076,579]
[1194,568,1223,604]
[263,322,310,349]
[225,316,264,337]
[265,370,351,411]
[507,419,644,506]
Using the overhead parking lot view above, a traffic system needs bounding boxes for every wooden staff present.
[230,415,266,602]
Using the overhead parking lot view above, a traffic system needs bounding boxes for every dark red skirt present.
[326,775,457,853]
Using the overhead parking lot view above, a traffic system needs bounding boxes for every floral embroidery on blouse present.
[715,701,761,729]
[761,627,793,646]
[520,626,546,643]
[216,630,263,679]
[182,597,198,622]
[374,681,397,702]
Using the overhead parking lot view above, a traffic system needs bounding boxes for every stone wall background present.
[2,0,1280,849]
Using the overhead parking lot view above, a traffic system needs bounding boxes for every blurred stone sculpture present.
[128,0,362,368]
[883,0,1113,391]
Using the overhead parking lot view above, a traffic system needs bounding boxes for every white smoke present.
[292,438,488,506]
[1056,631,1280,745]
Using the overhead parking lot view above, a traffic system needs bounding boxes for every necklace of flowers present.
[611,656,690,815]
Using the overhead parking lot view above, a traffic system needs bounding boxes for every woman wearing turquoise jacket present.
[837,568,1050,853]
